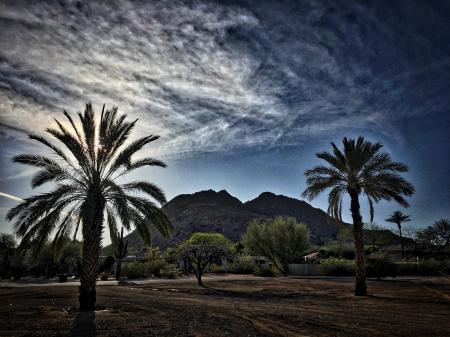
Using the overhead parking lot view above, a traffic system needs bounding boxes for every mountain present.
[243,192,344,238]
[115,189,348,251]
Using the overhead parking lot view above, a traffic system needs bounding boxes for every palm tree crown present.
[302,137,414,222]
[386,211,411,228]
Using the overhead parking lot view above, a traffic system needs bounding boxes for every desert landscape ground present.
[1,275,449,337]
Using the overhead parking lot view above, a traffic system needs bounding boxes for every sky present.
[0,0,449,237]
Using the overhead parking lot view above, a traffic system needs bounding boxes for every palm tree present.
[385,211,411,261]
[302,137,414,295]
[6,103,173,310]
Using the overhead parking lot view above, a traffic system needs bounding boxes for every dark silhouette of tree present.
[302,137,414,295]
[7,103,172,310]
[0,233,16,278]
[418,219,450,254]
[385,211,411,260]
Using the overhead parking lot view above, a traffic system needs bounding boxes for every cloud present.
[0,0,449,160]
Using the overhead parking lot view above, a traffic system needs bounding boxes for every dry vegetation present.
[1,276,449,337]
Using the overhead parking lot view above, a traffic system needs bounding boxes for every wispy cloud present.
[0,0,449,159]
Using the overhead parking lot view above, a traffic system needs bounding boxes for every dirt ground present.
[0,276,449,337]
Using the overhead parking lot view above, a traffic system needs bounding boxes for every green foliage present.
[0,233,16,251]
[242,217,309,275]
[418,259,447,275]
[121,262,147,279]
[121,260,165,279]
[229,255,255,274]
[121,258,180,279]
[319,258,355,276]
[180,232,233,286]
[210,263,225,273]
[396,262,420,276]
[23,240,81,276]
[160,264,181,279]
[184,232,233,248]
[366,255,397,278]
[254,265,275,277]
[321,242,355,260]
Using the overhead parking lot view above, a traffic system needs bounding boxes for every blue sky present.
[0,0,449,236]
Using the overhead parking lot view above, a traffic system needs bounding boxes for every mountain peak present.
[257,191,276,198]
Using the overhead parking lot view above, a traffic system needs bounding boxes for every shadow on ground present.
[70,311,96,337]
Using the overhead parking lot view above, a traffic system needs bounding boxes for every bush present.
[366,256,397,278]
[122,262,146,279]
[419,259,446,276]
[161,264,181,279]
[321,242,354,259]
[396,262,420,276]
[229,255,255,274]
[121,260,165,279]
[210,263,225,273]
[319,258,355,276]
[145,259,165,277]
[254,265,275,277]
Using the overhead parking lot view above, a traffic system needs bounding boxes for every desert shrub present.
[243,217,309,276]
[145,259,165,277]
[254,265,275,277]
[396,262,420,276]
[121,260,166,279]
[321,242,354,260]
[419,259,446,275]
[122,262,146,278]
[229,255,255,274]
[366,256,397,278]
[161,264,181,279]
[319,258,355,276]
[210,263,225,273]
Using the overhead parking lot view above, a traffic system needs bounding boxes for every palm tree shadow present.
[70,311,96,337]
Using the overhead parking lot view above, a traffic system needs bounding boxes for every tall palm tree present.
[385,211,411,261]
[6,103,173,310]
[302,137,414,295]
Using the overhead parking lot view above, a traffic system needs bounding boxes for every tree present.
[418,219,450,254]
[113,227,128,280]
[0,233,16,278]
[364,223,392,252]
[385,211,411,260]
[402,226,421,257]
[242,217,310,276]
[302,137,414,295]
[180,232,232,286]
[6,103,173,310]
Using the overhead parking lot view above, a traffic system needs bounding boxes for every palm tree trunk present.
[79,189,105,311]
[349,190,367,296]
[398,224,405,261]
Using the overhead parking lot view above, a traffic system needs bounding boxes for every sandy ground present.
[0,275,449,337]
